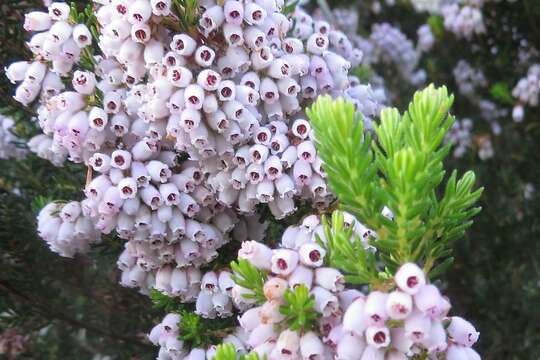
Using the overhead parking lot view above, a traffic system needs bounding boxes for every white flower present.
[447,316,480,347]
[395,262,426,295]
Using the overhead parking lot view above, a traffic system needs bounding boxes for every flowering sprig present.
[279,285,320,332]
[308,85,483,276]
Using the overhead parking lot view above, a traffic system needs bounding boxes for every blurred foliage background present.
[0,0,539,359]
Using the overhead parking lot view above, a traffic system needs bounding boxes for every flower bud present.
[360,346,384,360]
[365,326,390,348]
[195,45,215,67]
[224,23,244,46]
[288,264,313,290]
[270,329,299,359]
[200,5,224,33]
[271,248,299,275]
[395,263,426,295]
[414,284,443,317]
[293,159,312,186]
[197,69,221,92]
[238,241,273,271]
[336,332,365,360]
[315,267,345,293]
[128,0,152,23]
[24,11,52,32]
[48,21,72,45]
[404,309,431,342]
[312,286,339,316]
[168,66,193,88]
[110,149,132,170]
[262,276,288,301]
[343,297,367,335]
[384,290,413,320]
[247,324,277,349]
[307,33,329,55]
[447,316,479,347]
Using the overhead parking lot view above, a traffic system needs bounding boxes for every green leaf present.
[308,85,482,280]
[213,343,237,360]
[279,285,320,332]
[282,0,300,15]
[230,259,267,305]
[490,82,514,105]
[427,15,445,39]
[307,96,383,231]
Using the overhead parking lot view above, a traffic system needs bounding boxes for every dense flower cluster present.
[0,115,27,160]
[446,118,473,158]
[149,313,248,360]
[8,0,384,304]
[227,216,481,360]
[453,60,487,96]
[37,201,101,257]
[416,24,435,53]
[441,1,486,39]
[512,64,540,121]
[369,23,426,85]
[410,0,442,14]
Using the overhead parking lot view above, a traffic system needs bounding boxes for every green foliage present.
[177,311,237,349]
[319,212,380,285]
[283,0,300,15]
[351,64,374,83]
[427,15,445,39]
[279,285,320,332]
[171,0,200,33]
[489,82,514,105]
[68,2,99,71]
[150,289,187,313]
[308,85,483,277]
[230,259,267,305]
[213,343,264,360]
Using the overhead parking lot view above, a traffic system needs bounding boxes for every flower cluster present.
[416,24,435,53]
[446,118,473,158]
[37,201,101,258]
[441,1,486,39]
[9,0,379,305]
[512,64,540,121]
[476,134,494,161]
[369,23,426,85]
[234,250,480,360]
[149,313,247,360]
[453,60,487,97]
[5,3,91,105]
[333,263,481,360]
[226,218,481,360]
[0,115,27,160]
[410,0,442,14]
